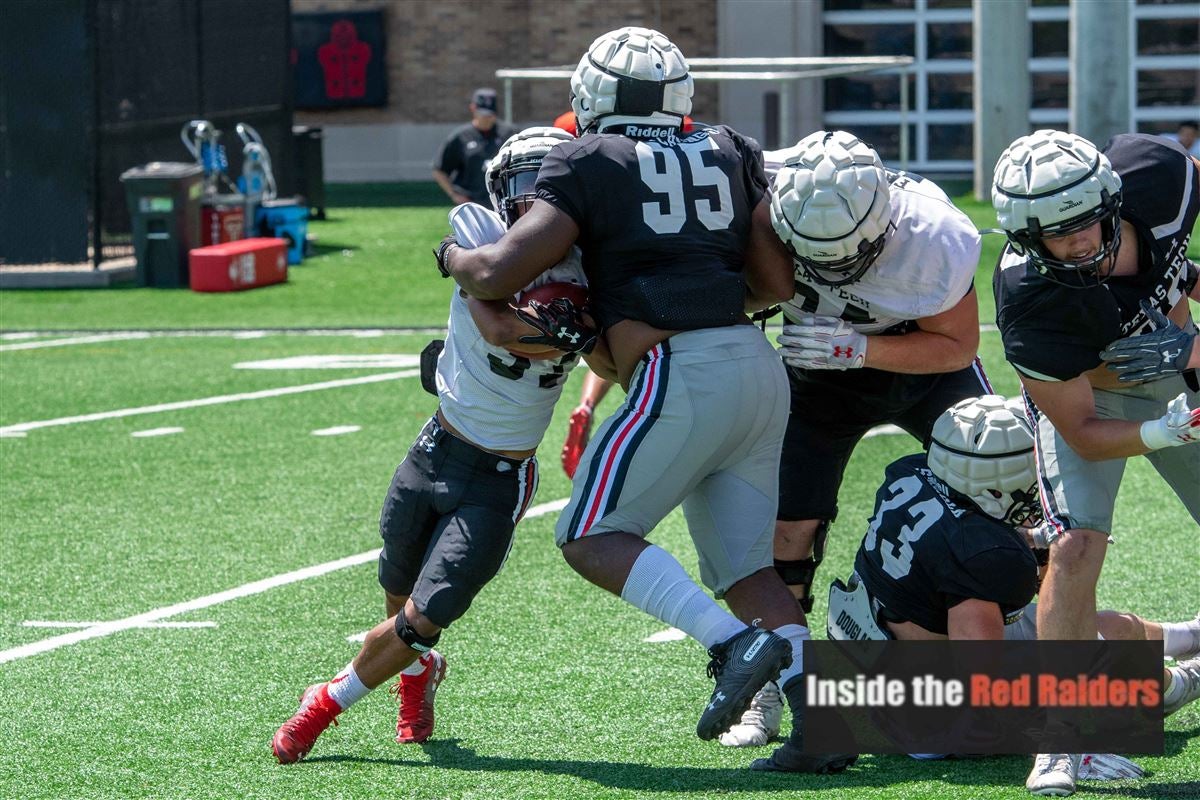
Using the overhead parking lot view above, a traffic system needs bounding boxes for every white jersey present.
[436,203,587,451]
[764,150,980,335]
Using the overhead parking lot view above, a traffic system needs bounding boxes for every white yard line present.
[131,427,185,438]
[0,370,418,435]
[1,497,567,665]
[0,332,152,351]
[0,328,447,351]
[312,425,361,436]
[23,620,216,629]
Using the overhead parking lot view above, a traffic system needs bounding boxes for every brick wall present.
[293,0,718,126]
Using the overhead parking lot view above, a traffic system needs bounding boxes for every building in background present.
[293,0,1198,182]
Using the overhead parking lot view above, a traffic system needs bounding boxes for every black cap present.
[472,88,498,115]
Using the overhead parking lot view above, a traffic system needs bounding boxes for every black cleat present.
[696,627,791,741]
[752,677,857,773]
[751,740,857,774]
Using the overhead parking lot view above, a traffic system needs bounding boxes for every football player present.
[720,132,991,749]
[439,27,854,775]
[761,131,989,620]
[991,131,1200,795]
[825,396,1200,795]
[272,127,603,763]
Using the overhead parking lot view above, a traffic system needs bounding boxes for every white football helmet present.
[927,395,1043,526]
[769,130,893,287]
[992,129,1123,287]
[570,27,693,135]
[485,126,574,226]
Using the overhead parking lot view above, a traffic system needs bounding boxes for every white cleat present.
[1164,656,1200,717]
[1027,753,1082,797]
[1078,753,1144,781]
[1173,611,1200,661]
[718,681,783,747]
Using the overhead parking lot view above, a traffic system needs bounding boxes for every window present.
[838,124,917,163]
[1138,69,1200,106]
[824,24,915,56]
[1137,18,1200,56]
[928,73,973,110]
[1031,72,1070,109]
[1031,21,1069,58]
[826,73,915,111]
[928,124,973,161]
[927,23,972,60]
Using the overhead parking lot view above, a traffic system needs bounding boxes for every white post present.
[973,0,1030,200]
[1070,0,1131,145]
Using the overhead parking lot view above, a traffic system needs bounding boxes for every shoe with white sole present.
[1026,753,1082,797]
[1164,656,1200,717]
[718,681,783,747]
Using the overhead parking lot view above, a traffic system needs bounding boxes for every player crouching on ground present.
[824,396,1200,794]
[271,127,610,764]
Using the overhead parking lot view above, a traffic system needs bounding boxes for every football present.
[518,280,589,310]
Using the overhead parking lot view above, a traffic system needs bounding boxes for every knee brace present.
[395,612,441,653]
[774,520,830,614]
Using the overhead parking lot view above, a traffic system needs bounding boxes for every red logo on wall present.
[317,20,372,99]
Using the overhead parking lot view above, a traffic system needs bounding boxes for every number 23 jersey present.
[763,150,981,334]
[853,454,1038,635]
[436,203,586,451]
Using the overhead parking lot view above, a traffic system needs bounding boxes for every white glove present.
[777,315,867,370]
[1139,392,1200,450]
[1078,753,1145,781]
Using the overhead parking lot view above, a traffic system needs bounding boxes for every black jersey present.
[853,454,1038,635]
[994,134,1200,381]
[535,124,767,331]
[433,122,515,206]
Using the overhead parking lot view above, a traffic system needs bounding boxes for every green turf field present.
[1,188,1197,799]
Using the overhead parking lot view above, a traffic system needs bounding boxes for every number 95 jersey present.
[852,454,1038,635]
[763,152,981,334]
[436,203,587,451]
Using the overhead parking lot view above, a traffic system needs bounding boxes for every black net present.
[0,0,293,265]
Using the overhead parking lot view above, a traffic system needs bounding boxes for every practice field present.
[1,190,1197,799]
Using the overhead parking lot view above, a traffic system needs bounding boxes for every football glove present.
[515,298,597,355]
[434,234,459,278]
[1139,392,1200,450]
[1100,300,1195,382]
[561,404,593,479]
[1078,753,1145,781]
[777,315,867,370]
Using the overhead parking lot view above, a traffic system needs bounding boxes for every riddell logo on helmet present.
[624,125,677,140]
[1058,199,1084,212]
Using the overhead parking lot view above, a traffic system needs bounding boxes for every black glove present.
[1100,299,1195,382]
[515,298,598,354]
[434,234,458,278]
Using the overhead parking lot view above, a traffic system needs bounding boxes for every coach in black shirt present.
[432,88,515,207]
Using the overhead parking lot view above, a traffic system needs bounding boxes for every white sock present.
[1164,668,1185,706]
[326,663,371,710]
[773,623,810,687]
[1161,620,1200,658]
[400,655,428,677]
[620,544,746,649]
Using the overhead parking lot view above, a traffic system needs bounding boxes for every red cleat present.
[392,650,447,743]
[272,683,341,764]
[561,405,593,478]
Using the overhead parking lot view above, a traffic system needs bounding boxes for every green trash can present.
[120,162,203,287]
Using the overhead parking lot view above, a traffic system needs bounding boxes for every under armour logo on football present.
[558,328,580,344]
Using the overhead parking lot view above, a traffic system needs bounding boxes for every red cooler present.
[189,237,288,292]
[201,195,245,245]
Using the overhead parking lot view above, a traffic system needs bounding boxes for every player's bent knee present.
[395,607,442,653]
[1048,528,1108,573]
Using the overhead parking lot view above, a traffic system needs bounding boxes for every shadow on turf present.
[303,739,1069,792]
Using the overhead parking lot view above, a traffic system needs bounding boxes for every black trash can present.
[292,125,326,220]
[120,162,203,287]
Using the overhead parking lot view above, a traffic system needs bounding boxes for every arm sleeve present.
[535,145,587,228]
